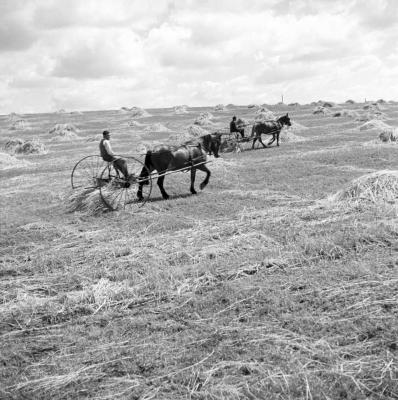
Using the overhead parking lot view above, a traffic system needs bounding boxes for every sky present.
[0,0,397,114]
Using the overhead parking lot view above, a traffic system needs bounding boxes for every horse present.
[251,113,291,149]
[185,132,222,158]
[137,144,211,200]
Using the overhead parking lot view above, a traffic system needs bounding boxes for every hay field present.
[1,102,397,399]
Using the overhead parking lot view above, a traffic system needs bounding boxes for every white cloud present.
[0,0,397,113]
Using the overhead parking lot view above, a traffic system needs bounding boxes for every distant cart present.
[71,154,210,211]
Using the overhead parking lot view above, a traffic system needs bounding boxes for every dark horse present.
[251,113,291,149]
[185,132,222,158]
[137,144,211,200]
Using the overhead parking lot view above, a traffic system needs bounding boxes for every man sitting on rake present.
[230,116,245,139]
[99,130,129,180]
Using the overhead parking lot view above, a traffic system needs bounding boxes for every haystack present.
[0,152,31,169]
[128,120,145,127]
[359,120,391,131]
[144,123,171,132]
[363,103,380,111]
[330,170,398,204]
[67,188,108,215]
[288,102,300,107]
[345,99,355,104]
[5,138,47,155]
[313,106,331,115]
[168,124,210,143]
[10,119,30,130]
[342,109,359,118]
[255,108,276,122]
[7,112,21,122]
[214,104,225,111]
[173,105,188,114]
[322,101,335,107]
[194,112,214,126]
[49,123,80,140]
[247,104,258,108]
[379,127,398,143]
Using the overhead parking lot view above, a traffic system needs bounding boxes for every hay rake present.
[71,154,210,211]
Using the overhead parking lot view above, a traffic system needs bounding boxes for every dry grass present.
[1,101,398,400]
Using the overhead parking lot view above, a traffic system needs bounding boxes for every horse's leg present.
[157,174,169,200]
[276,132,280,146]
[268,134,275,146]
[252,136,257,149]
[258,134,268,148]
[196,164,211,190]
[190,167,197,195]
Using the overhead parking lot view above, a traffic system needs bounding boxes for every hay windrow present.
[330,170,398,204]
[66,188,108,215]
[0,151,31,169]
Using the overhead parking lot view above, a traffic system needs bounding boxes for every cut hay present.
[345,99,355,104]
[313,106,331,115]
[121,107,151,118]
[363,103,380,111]
[67,188,108,215]
[330,170,398,204]
[144,123,171,132]
[128,120,145,128]
[7,112,21,122]
[255,107,275,120]
[173,105,188,114]
[279,127,306,143]
[288,102,300,107]
[0,151,31,169]
[168,124,210,143]
[5,138,47,155]
[321,101,335,107]
[379,127,398,143]
[359,120,391,131]
[247,104,258,108]
[194,112,214,126]
[49,123,81,141]
[86,134,102,142]
[214,104,225,111]
[9,119,30,130]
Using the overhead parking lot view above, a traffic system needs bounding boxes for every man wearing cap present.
[230,116,245,139]
[99,130,129,179]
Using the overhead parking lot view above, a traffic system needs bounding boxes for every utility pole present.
[281,94,284,104]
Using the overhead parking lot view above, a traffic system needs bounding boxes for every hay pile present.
[330,170,398,204]
[67,188,108,215]
[279,127,306,143]
[5,138,47,154]
[379,127,398,143]
[173,105,188,114]
[49,123,80,140]
[0,151,31,169]
[144,123,171,132]
[214,104,225,111]
[247,104,258,108]
[194,112,214,126]
[255,107,275,120]
[168,124,210,143]
[9,119,30,130]
[321,101,335,107]
[121,107,151,118]
[288,102,300,107]
[128,120,145,127]
[313,106,332,115]
[359,120,391,131]
[345,99,355,104]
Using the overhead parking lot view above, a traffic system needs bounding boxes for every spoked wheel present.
[99,156,152,211]
[71,155,108,189]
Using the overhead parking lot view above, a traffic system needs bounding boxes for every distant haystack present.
[288,102,300,107]
[330,170,398,204]
[342,109,359,118]
[10,119,30,130]
[194,112,214,126]
[345,99,355,104]
[144,123,171,132]
[49,123,80,140]
[5,138,47,155]
[128,120,145,127]
[0,151,31,170]
[167,124,210,144]
[255,107,276,121]
[173,105,188,114]
[376,99,386,104]
[363,103,380,111]
[120,107,151,118]
[313,106,331,115]
[7,112,21,122]
[359,120,391,131]
[56,109,66,114]
[322,101,335,107]
[247,104,258,108]
[379,127,398,143]
[214,104,225,111]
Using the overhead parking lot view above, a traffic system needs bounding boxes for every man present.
[99,130,129,179]
[230,116,245,138]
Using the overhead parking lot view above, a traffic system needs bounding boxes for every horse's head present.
[278,113,291,127]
